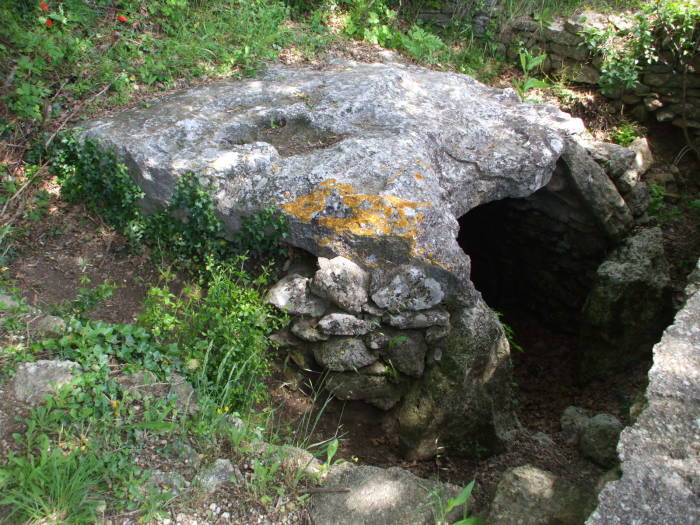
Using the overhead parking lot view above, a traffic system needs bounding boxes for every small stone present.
[310,256,370,313]
[628,137,653,175]
[579,414,623,467]
[0,293,20,310]
[425,324,450,343]
[371,266,444,311]
[561,406,589,444]
[644,97,664,112]
[383,308,449,329]
[317,313,373,336]
[13,360,80,405]
[488,465,592,524]
[364,331,389,351]
[313,337,376,371]
[268,274,328,316]
[379,331,427,378]
[148,470,186,495]
[291,318,329,342]
[195,459,244,493]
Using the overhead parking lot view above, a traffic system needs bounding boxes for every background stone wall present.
[500,12,700,134]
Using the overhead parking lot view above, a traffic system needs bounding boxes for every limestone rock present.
[561,405,590,444]
[579,414,623,468]
[585,141,635,178]
[325,371,406,410]
[267,274,328,316]
[32,315,67,336]
[628,137,653,175]
[195,459,243,492]
[579,227,673,381]
[249,442,322,476]
[13,360,80,405]
[488,465,591,525]
[425,323,450,343]
[587,257,700,525]
[382,308,449,329]
[313,337,376,371]
[291,318,329,342]
[371,266,445,311]
[310,256,369,314]
[311,462,466,525]
[170,373,198,413]
[317,313,373,336]
[378,330,428,378]
[364,331,389,351]
[562,138,633,241]
[397,299,516,459]
[148,470,187,495]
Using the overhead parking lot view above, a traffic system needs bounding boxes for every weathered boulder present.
[488,465,591,525]
[311,462,467,525]
[371,266,446,311]
[377,329,428,378]
[578,227,673,381]
[397,299,516,459]
[291,317,329,342]
[587,258,700,525]
[13,360,80,405]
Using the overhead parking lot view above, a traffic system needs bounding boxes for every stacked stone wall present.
[500,12,700,134]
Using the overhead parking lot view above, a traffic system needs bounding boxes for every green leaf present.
[445,479,475,513]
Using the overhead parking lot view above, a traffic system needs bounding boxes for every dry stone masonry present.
[501,12,700,133]
[81,58,671,459]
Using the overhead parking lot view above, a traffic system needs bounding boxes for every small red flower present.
[40,1,49,11]
[45,19,53,26]
[117,15,128,22]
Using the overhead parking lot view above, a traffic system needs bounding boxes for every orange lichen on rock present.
[281,179,429,242]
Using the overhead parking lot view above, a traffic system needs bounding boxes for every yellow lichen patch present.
[281,180,429,244]
[414,173,424,181]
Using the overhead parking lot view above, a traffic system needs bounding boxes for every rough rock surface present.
[81,59,575,286]
[81,59,633,457]
[313,337,376,371]
[317,313,373,336]
[13,360,80,405]
[267,274,328,316]
[587,258,700,525]
[311,462,465,525]
[311,257,369,313]
[578,227,673,381]
[488,465,591,525]
[194,459,244,493]
[579,414,623,468]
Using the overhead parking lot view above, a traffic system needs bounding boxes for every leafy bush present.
[580,0,700,94]
[52,133,144,229]
[50,133,289,271]
[140,259,286,409]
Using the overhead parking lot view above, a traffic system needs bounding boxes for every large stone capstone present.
[80,59,633,459]
[81,59,580,290]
